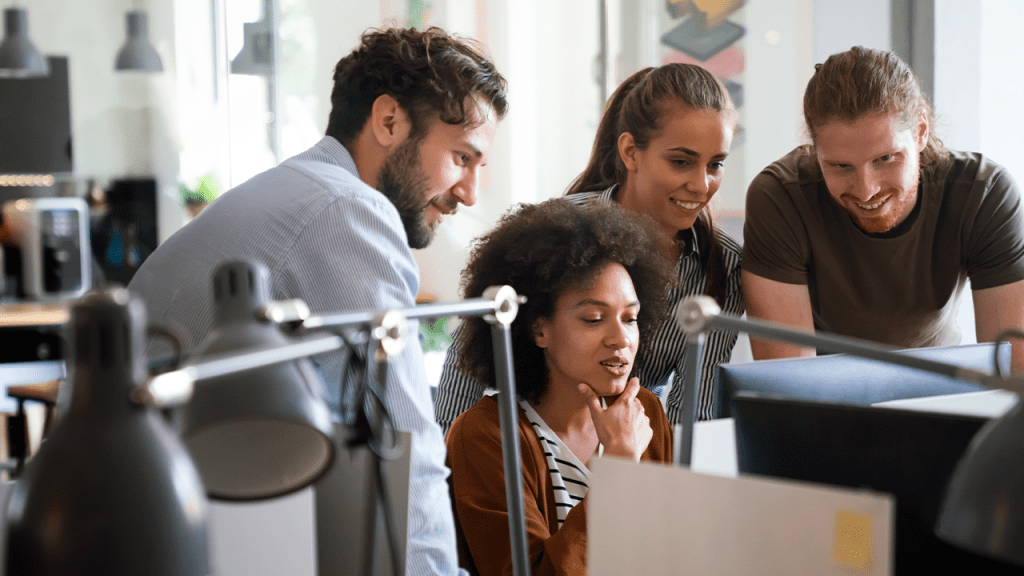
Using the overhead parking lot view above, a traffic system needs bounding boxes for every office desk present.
[0,301,68,414]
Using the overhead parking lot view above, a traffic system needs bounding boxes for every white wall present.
[812,0,890,63]
[933,0,983,153]
[916,0,1024,183]
[741,0,815,202]
[978,0,1024,185]
[932,0,1024,344]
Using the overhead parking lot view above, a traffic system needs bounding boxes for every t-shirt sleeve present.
[742,170,812,285]
[964,163,1024,290]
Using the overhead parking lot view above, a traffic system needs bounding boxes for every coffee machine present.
[2,197,91,301]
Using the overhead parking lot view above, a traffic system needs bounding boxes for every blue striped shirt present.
[434,187,743,430]
[129,136,462,575]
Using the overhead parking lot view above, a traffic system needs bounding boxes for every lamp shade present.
[114,10,163,72]
[181,260,335,500]
[936,400,1024,566]
[0,8,48,78]
[230,20,273,76]
[4,289,211,575]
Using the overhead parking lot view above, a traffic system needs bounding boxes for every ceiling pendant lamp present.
[0,7,48,78]
[115,10,163,72]
[230,19,273,76]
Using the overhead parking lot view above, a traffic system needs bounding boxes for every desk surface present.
[0,301,69,328]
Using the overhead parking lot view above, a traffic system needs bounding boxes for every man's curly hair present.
[457,198,675,403]
[326,27,508,146]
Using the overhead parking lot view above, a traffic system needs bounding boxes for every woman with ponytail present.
[435,63,743,431]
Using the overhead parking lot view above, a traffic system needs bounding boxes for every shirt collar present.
[315,136,360,179]
[677,226,699,258]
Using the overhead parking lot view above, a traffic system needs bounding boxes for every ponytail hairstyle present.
[803,46,950,169]
[567,64,735,304]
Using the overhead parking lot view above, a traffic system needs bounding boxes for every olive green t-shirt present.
[743,146,1024,348]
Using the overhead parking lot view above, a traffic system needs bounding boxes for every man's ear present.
[368,94,411,148]
[618,132,639,173]
[916,111,929,151]
[532,317,549,349]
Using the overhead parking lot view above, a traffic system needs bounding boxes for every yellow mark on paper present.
[833,510,872,569]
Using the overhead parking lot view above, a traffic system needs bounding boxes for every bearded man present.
[128,26,507,575]
[742,46,1024,370]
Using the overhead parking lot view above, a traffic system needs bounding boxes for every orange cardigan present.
[445,388,673,576]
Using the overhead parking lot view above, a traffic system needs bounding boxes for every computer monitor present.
[713,342,1008,419]
[0,56,73,204]
[731,394,1021,574]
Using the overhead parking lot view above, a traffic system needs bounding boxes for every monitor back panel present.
[732,394,1021,574]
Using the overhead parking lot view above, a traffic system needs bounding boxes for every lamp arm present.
[674,333,704,466]
[285,296,521,332]
[673,296,1024,469]
[482,285,531,576]
[363,309,405,459]
[677,296,1024,394]
[136,287,525,408]
[133,335,344,407]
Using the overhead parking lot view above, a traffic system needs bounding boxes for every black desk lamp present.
[675,295,1024,568]
[4,260,531,576]
[4,289,211,575]
[142,260,532,576]
[177,261,335,501]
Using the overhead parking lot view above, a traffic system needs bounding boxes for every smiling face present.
[533,262,640,398]
[616,104,733,241]
[378,100,498,248]
[814,112,928,234]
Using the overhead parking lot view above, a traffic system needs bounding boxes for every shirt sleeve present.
[447,405,587,576]
[277,195,463,576]
[434,325,488,436]
[964,163,1024,290]
[742,170,812,285]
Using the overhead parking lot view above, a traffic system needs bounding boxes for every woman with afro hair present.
[446,198,675,576]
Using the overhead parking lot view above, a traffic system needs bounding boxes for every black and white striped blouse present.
[520,400,590,526]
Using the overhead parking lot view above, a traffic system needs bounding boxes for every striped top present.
[129,136,462,576]
[519,400,590,526]
[434,186,744,429]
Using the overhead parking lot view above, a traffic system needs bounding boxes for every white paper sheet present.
[589,457,894,576]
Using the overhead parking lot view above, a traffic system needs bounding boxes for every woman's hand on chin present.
[577,377,653,462]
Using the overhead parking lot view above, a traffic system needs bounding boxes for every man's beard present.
[377,138,436,249]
